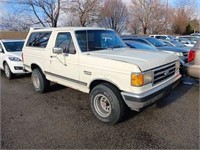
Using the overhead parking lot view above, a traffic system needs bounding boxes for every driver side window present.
[55,32,76,54]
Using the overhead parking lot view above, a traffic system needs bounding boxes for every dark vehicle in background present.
[149,35,175,40]
[120,35,138,40]
[177,35,199,44]
[124,40,158,51]
[175,37,194,47]
[160,39,190,51]
[184,40,200,79]
[121,36,189,65]
[191,33,200,37]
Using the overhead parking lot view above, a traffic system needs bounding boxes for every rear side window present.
[26,32,51,48]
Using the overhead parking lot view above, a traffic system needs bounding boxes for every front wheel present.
[32,68,50,93]
[90,83,126,125]
[4,62,14,79]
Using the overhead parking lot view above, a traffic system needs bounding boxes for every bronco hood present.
[86,48,178,71]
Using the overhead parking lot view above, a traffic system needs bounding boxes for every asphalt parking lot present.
[1,71,199,149]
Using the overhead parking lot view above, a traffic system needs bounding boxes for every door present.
[48,32,80,89]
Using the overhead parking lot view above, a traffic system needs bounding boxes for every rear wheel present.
[4,62,14,79]
[32,68,50,93]
[90,83,127,125]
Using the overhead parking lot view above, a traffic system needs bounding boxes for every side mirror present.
[53,47,63,54]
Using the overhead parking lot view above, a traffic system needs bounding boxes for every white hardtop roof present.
[0,39,25,42]
[30,27,114,32]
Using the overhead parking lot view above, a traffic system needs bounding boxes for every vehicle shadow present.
[155,78,195,108]
[121,109,140,123]
[0,70,66,92]
[121,77,198,123]
[47,83,67,93]
[0,70,31,79]
[14,73,31,79]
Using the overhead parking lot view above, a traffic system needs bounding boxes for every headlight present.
[175,52,183,56]
[131,71,153,87]
[9,57,22,61]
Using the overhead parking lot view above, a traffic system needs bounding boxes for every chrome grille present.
[153,62,176,85]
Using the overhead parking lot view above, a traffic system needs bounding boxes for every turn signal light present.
[131,74,144,87]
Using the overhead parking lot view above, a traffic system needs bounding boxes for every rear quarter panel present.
[22,30,53,73]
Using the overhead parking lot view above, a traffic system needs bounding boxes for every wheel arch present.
[89,79,121,92]
[3,60,7,66]
[31,63,42,71]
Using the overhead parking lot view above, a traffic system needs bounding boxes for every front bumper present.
[121,74,181,111]
[9,61,27,74]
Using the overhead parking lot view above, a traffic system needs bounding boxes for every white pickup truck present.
[22,27,181,124]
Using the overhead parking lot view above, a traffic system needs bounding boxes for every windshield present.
[145,37,165,47]
[3,41,24,52]
[75,30,126,52]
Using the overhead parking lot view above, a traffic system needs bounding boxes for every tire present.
[4,62,14,79]
[31,68,50,93]
[90,83,127,125]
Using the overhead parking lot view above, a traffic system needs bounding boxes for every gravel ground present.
[1,71,199,149]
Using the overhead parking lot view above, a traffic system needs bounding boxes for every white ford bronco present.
[22,27,181,124]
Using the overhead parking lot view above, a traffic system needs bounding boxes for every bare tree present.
[21,0,61,27]
[148,2,173,34]
[129,0,166,34]
[59,13,80,27]
[172,8,190,34]
[0,13,32,31]
[190,19,200,33]
[64,0,102,27]
[171,0,197,34]
[99,0,128,34]
[126,20,141,34]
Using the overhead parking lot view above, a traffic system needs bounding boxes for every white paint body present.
[23,27,181,98]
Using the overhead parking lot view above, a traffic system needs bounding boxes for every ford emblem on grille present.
[164,70,170,76]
